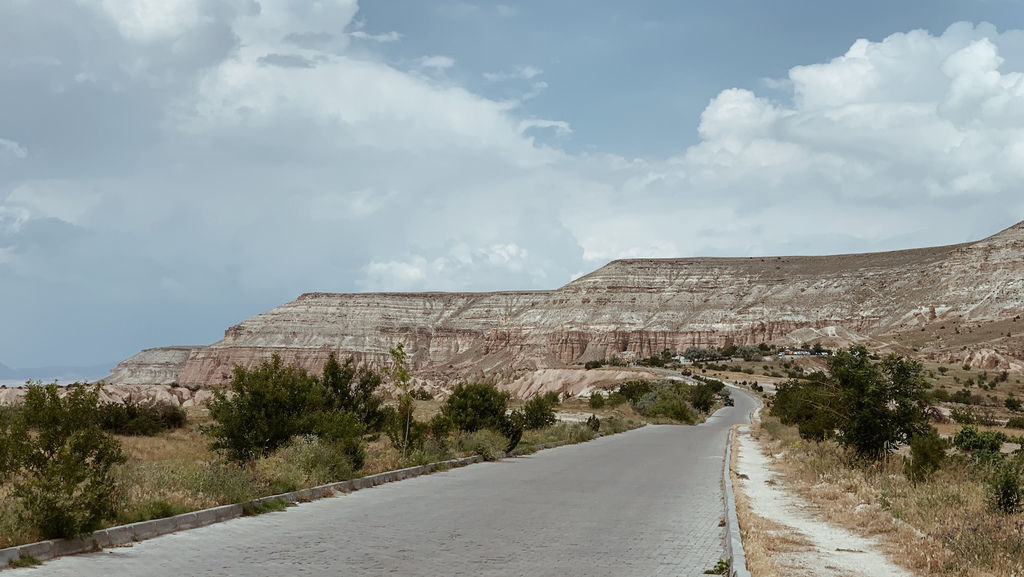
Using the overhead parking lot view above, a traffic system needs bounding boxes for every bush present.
[97,400,187,436]
[206,355,367,462]
[440,383,510,433]
[1006,417,1024,430]
[255,435,357,491]
[987,458,1023,514]
[599,416,635,435]
[771,347,930,458]
[953,425,1008,453]
[586,414,601,431]
[617,380,655,404]
[951,389,974,404]
[771,380,841,441]
[410,388,434,401]
[522,393,558,430]
[905,427,945,482]
[951,406,978,424]
[584,360,603,370]
[633,381,695,423]
[588,392,606,409]
[2,384,126,539]
[1005,398,1023,412]
[458,429,508,461]
[606,392,627,407]
[690,382,719,413]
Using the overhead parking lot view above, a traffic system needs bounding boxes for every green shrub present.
[584,360,603,370]
[206,355,366,462]
[588,392,606,409]
[586,414,601,431]
[410,388,434,401]
[1005,398,1023,412]
[97,400,187,436]
[8,554,41,568]
[1006,417,1024,430]
[458,429,508,461]
[522,393,558,430]
[321,353,388,434]
[606,392,627,407]
[3,384,127,539]
[987,458,1023,514]
[905,427,945,482]
[242,499,288,516]
[565,422,597,443]
[770,347,930,458]
[617,380,654,404]
[117,499,189,524]
[953,425,1008,453]
[180,461,261,505]
[256,435,358,491]
[440,383,510,433]
[633,381,695,423]
[771,380,840,441]
[599,416,636,435]
[951,406,978,425]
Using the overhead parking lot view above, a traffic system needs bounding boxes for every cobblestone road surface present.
[18,389,755,577]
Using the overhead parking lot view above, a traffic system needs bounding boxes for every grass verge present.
[757,415,1024,576]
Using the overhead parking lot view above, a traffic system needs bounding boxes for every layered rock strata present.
[110,221,1024,392]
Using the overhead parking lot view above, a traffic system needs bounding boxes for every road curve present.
[16,390,756,577]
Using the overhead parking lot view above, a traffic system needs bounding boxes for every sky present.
[3,1,1024,369]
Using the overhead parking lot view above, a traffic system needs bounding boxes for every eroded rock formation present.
[108,220,1024,394]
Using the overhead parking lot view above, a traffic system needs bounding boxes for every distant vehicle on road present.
[724,397,735,407]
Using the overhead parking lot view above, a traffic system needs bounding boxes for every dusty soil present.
[732,421,915,577]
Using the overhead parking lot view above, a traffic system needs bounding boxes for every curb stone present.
[723,427,751,577]
[722,383,757,577]
[0,428,617,570]
[0,454,482,570]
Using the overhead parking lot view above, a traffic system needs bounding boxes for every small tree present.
[1,383,126,539]
[522,393,558,430]
[833,348,930,458]
[441,383,510,433]
[206,355,364,465]
[389,343,414,458]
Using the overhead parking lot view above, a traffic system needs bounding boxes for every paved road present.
[18,389,756,577]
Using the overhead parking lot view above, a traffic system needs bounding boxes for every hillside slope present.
[108,221,1024,392]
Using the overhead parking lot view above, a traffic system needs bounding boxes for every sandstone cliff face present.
[105,347,198,386]
[109,221,1024,393]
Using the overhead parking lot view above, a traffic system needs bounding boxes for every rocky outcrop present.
[108,220,1024,394]
[105,347,199,386]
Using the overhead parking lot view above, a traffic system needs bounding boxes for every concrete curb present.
[721,383,758,577]
[723,426,751,577]
[0,454,482,569]
[0,431,610,569]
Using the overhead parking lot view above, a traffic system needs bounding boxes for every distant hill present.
[109,220,1024,395]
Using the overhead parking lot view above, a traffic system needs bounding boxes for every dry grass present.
[730,425,814,577]
[1,397,648,551]
[758,416,1024,576]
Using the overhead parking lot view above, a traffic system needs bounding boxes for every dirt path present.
[733,426,914,577]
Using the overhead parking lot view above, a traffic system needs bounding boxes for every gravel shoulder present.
[733,424,914,577]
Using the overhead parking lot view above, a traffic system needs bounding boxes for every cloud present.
[0,139,27,160]
[361,243,530,291]
[2,9,1024,367]
[483,65,543,82]
[519,119,572,137]
[417,55,456,70]
[350,30,401,42]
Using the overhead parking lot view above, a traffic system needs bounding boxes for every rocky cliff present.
[110,220,1024,392]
